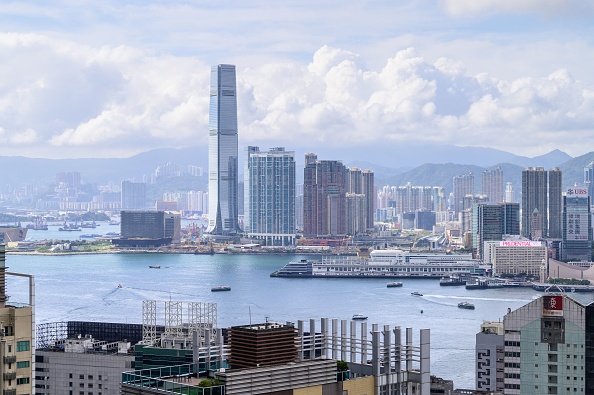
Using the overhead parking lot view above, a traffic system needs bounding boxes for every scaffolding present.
[36,322,67,349]
[142,300,217,347]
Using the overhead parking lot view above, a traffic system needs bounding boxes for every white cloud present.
[439,0,594,17]
[1,33,594,158]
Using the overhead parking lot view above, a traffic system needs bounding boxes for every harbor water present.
[7,248,594,389]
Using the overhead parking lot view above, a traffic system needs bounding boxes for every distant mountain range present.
[1,145,592,196]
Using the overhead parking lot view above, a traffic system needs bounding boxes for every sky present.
[1,0,594,160]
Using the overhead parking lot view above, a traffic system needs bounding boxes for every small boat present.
[411,291,423,296]
[387,282,403,288]
[211,285,231,292]
[117,284,123,289]
[352,314,367,320]
[149,265,161,269]
[458,302,475,310]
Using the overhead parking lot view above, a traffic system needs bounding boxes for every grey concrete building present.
[475,321,504,393]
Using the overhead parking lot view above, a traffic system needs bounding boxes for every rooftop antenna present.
[249,305,252,326]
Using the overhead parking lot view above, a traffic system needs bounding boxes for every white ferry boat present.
[271,249,484,279]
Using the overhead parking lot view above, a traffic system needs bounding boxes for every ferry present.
[352,314,367,320]
[271,249,484,279]
[458,302,475,310]
[149,265,161,269]
[211,285,231,292]
[465,277,504,290]
[387,282,403,288]
[439,273,469,286]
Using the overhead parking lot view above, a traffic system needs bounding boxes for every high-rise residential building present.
[453,172,474,215]
[0,245,34,395]
[303,156,374,237]
[207,64,240,235]
[482,167,504,204]
[56,171,81,189]
[585,162,594,201]
[521,167,562,239]
[121,180,146,210]
[346,193,367,235]
[244,147,296,246]
[561,187,592,262]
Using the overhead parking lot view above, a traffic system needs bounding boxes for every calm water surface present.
[7,250,594,389]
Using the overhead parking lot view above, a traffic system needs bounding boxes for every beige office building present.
[483,240,547,276]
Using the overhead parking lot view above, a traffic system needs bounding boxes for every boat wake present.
[424,294,530,303]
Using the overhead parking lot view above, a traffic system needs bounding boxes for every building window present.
[16,361,30,369]
[16,377,30,385]
[80,374,84,379]
[16,341,30,352]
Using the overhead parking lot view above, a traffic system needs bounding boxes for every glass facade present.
[207,64,240,235]
[244,147,296,246]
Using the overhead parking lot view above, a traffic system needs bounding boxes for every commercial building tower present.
[521,167,562,239]
[244,147,296,246]
[561,187,592,262]
[585,161,594,200]
[502,295,594,395]
[207,64,240,235]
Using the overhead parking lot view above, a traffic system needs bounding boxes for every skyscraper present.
[561,187,592,261]
[521,167,564,239]
[548,167,563,238]
[244,147,296,246]
[207,64,240,235]
[585,161,594,200]
[481,167,504,204]
[453,172,474,215]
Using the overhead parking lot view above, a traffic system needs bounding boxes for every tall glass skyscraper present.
[207,64,240,235]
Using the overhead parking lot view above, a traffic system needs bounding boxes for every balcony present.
[3,356,16,364]
[3,372,16,381]
[3,389,16,395]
